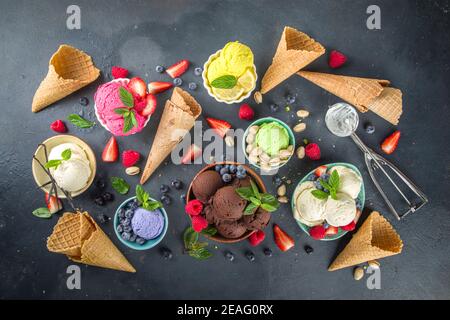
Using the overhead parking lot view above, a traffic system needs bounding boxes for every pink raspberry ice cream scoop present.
[131,208,165,240]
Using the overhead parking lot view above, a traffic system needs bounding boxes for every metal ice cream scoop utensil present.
[325,103,428,220]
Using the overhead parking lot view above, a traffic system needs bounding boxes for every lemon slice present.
[237,69,256,92]
[212,86,245,101]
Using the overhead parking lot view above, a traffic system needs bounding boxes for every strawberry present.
[381,130,401,154]
[181,144,202,164]
[148,81,173,95]
[238,104,255,120]
[341,221,356,231]
[191,215,208,232]
[140,94,157,116]
[273,224,295,252]
[328,50,347,69]
[45,193,62,214]
[111,66,129,79]
[102,136,119,162]
[314,165,328,177]
[310,225,326,240]
[50,120,67,133]
[325,226,339,236]
[127,77,147,98]
[166,59,190,78]
[206,117,231,138]
[122,150,140,167]
[249,230,265,246]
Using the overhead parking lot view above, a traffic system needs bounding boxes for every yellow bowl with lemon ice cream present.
[202,42,257,104]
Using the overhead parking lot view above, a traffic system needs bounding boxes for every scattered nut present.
[259,152,271,163]
[279,149,292,159]
[297,109,310,118]
[246,133,255,144]
[353,267,364,281]
[253,91,263,104]
[293,122,307,133]
[125,166,140,176]
[278,196,288,203]
[287,145,294,153]
[225,135,235,147]
[368,260,380,269]
[296,146,305,159]
[249,125,259,135]
[277,184,286,197]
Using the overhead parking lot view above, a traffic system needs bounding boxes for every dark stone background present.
[1,0,449,299]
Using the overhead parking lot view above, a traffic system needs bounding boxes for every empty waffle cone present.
[328,211,403,271]
[32,44,100,112]
[260,26,325,94]
[367,87,403,125]
[47,211,135,273]
[140,88,202,184]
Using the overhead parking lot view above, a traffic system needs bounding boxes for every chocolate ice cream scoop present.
[242,207,271,230]
[192,170,224,202]
[203,202,217,224]
[216,219,247,239]
[232,176,252,188]
[212,186,247,220]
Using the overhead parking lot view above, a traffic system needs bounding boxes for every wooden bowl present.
[186,162,267,243]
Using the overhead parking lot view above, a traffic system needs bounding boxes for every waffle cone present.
[140,88,202,184]
[32,44,100,112]
[47,212,135,273]
[260,27,325,94]
[367,87,403,125]
[328,211,403,271]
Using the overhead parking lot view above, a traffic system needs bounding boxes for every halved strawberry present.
[102,136,119,162]
[140,94,157,116]
[148,81,173,95]
[166,59,190,78]
[325,226,339,236]
[127,77,147,98]
[249,230,265,246]
[381,130,401,154]
[206,117,231,138]
[273,224,295,252]
[181,144,202,164]
[341,221,356,231]
[314,165,328,177]
[45,193,62,214]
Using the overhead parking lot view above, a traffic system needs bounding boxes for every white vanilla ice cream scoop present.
[48,143,90,166]
[293,181,326,227]
[329,165,362,199]
[325,192,357,227]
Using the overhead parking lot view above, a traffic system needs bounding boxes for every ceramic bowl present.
[202,50,257,104]
[114,196,168,250]
[186,162,266,243]
[32,134,96,198]
[242,117,295,171]
[291,162,365,241]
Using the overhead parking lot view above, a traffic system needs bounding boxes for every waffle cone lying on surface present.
[260,26,325,94]
[47,212,135,273]
[298,71,403,125]
[328,211,403,271]
[140,87,202,184]
[32,44,100,112]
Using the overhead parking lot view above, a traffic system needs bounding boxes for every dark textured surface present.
[1,0,449,299]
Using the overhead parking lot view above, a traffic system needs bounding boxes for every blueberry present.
[364,123,375,134]
[121,232,131,241]
[188,82,197,91]
[215,164,223,172]
[116,225,123,233]
[171,179,183,190]
[155,65,165,73]
[269,103,279,112]
[224,251,235,262]
[173,78,183,86]
[273,175,282,186]
[118,209,126,219]
[286,94,296,104]
[180,194,186,203]
[102,192,114,202]
[194,67,203,76]
[161,194,171,205]
[95,178,106,189]
[237,165,245,173]
[122,218,131,226]
[307,174,316,181]
[136,237,146,245]
[160,184,170,193]
[94,196,105,206]
[129,233,137,242]
[123,225,132,233]
[161,247,173,260]
[304,245,314,254]
[79,97,89,106]
[130,199,139,209]
[229,165,237,174]
[320,174,330,182]
[323,223,329,229]
[245,251,255,262]
[97,214,109,224]
[220,167,229,175]
[263,248,273,257]
[125,209,134,219]
[356,198,363,210]
[236,172,247,179]
[222,173,232,183]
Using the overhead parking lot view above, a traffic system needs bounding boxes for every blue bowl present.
[114,196,168,250]
[291,162,365,241]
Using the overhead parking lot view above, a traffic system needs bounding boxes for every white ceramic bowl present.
[202,50,257,104]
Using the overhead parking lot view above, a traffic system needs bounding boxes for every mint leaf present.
[311,190,329,200]
[260,193,280,212]
[235,187,254,201]
[191,242,208,250]
[119,87,134,107]
[122,114,133,133]
[329,170,340,191]
[184,227,199,249]
[210,75,237,89]
[201,226,217,236]
[261,203,277,212]
[61,149,71,161]
[44,159,62,169]
[330,189,338,201]
[32,207,52,219]
[114,108,130,115]
[143,200,163,211]
[250,179,261,200]
[110,177,130,195]
[250,197,261,206]
[188,248,213,260]
[319,179,333,192]
[67,114,95,128]
[130,110,137,127]
[135,185,146,204]
[243,202,258,215]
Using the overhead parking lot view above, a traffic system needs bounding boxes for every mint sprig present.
[110,176,130,195]
[67,114,95,128]
[115,86,138,134]
[210,75,237,89]
[135,185,162,211]
[45,148,71,169]
[236,180,280,215]
[183,227,213,260]
[311,170,340,200]
[32,207,52,219]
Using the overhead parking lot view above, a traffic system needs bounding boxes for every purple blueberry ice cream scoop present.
[131,208,164,240]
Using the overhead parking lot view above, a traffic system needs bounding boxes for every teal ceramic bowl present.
[242,117,295,170]
[291,162,365,241]
[114,196,168,250]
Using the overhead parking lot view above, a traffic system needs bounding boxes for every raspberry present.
[305,143,321,160]
[249,230,265,246]
[328,50,347,69]
[50,120,67,133]
[310,225,326,240]
[341,221,356,231]
[191,215,208,232]
[121,150,140,167]
[185,199,203,216]
[238,104,255,121]
[111,66,129,79]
